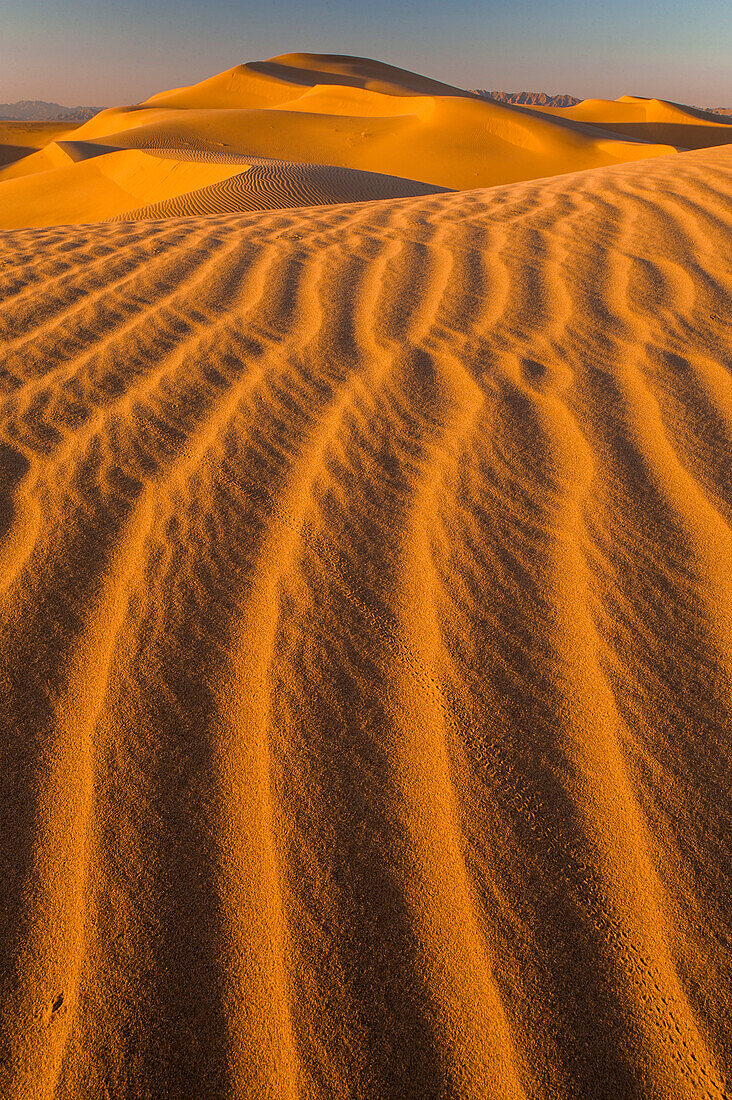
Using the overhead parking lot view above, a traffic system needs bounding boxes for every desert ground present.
[0,53,730,1100]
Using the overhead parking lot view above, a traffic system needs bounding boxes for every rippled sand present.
[0,139,730,1097]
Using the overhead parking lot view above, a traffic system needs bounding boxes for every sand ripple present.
[0,145,730,1099]
[112,156,448,220]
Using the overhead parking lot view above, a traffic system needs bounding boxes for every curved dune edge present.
[0,145,730,1098]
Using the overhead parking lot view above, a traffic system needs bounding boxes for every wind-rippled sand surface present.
[0,144,731,1099]
[111,157,446,222]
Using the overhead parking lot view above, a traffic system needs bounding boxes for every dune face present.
[0,129,730,1098]
[0,142,447,230]
[0,141,449,230]
[109,155,448,222]
[0,53,703,229]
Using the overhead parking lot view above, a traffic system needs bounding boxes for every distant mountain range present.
[472,91,581,107]
[0,101,100,121]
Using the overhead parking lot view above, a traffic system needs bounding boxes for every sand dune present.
[0,53,695,228]
[0,141,445,229]
[0,120,77,168]
[0,140,730,1098]
[112,156,447,221]
[3,56,731,232]
[538,95,732,149]
[0,148,250,229]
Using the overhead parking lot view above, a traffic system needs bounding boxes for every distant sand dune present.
[0,143,730,1098]
[538,94,732,148]
[0,120,76,168]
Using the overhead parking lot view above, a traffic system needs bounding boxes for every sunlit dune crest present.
[0,50,731,1100]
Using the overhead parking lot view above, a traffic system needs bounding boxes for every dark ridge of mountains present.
[471,91,581,107]
[0,101,100,121]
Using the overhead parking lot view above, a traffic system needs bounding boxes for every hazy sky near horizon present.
[2,0,730,106]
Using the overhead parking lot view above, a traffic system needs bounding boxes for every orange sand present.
[0,53,731,1100]
[538,94,732,149]
[0,120,77,168]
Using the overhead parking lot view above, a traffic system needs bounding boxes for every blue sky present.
[1,0,730,106]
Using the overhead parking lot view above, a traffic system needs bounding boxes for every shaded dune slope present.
[0,146,730,1099]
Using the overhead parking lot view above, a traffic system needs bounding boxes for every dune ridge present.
[0,142,730,1097]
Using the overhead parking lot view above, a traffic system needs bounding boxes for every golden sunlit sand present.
[537,94,732,148]
[0,120,77,168]
[0,52,730,1100]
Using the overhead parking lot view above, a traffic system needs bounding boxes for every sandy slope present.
[0,143,730,1098]
[0,53,686,229]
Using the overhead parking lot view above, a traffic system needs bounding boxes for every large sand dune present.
[0,136,730,1097]
[0,53,699,229]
